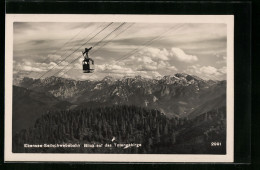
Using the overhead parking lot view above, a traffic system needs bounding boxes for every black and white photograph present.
[5,15,234,162]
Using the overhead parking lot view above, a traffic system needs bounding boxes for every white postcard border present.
[5,14,234,162]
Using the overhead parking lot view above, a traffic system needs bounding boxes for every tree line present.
[13,105,226,154]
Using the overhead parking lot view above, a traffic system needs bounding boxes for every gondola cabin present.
[82,60,94,73]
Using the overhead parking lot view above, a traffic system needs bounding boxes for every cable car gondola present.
[82,47,94,73]
[82,60,94,73]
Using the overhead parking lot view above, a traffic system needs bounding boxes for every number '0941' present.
[211,142,221,146]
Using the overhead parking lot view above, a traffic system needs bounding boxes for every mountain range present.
[13,73,226,132]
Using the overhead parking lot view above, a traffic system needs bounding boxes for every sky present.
[13,22,227,81]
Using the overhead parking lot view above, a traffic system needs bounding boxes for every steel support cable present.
[114,23,185,74]
[54,22,126,77]
[29,23,92,78]
[17,23,111,91]
[91,23,134,55]
[19,23,107,91]
[115,23,184,63]
[90,23,135,56]
[61,23,134,76]
[91,24,184,80]
[22,23,89,78]
[59,23,135,77]
[57,23,126,77]
[87,23,185,78]
[58,23,132,77]
[55,23,105,60]
[49,23,105,68]
[59,23,131,77]
[37,22,113,79]
[91,22,126,48]
[38,22,113,79]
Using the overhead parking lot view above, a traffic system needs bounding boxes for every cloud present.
[15,60,46,73]
[14,58,73,76]
[93,60,164,80]
[200,66,219,75]
[22,65,45,72]
[218,66,227,74]
[185,65,226,80]
[168,66,178,71]
[87,47,180,79]
[138,47,169,61]
[47,54,61,61]
[95,56,104,60]
[126,47,179,72]
[137,65,157,71]
[79,74,99,81]
[96,64,135,75]
[170,48,198,63]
